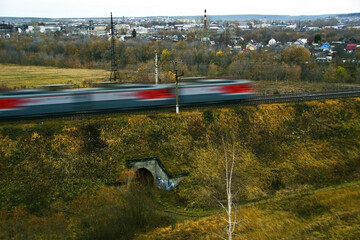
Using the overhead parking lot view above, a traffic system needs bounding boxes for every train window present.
[117,85,152,89]
[196,79,232,84]
[40,84,74,90]
[0,89,45,95]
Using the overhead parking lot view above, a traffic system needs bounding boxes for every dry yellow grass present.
[135,182,360,240]
[0,64,108,88]
[253,80,360,95]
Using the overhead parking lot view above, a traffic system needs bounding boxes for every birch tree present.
[216,135,238,240]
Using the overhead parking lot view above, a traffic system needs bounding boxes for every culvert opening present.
[135,168,154,186]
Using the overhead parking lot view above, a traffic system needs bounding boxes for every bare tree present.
[215,135,238,240]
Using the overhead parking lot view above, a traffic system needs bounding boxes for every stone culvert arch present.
[126,157,188,191]
[135,168,154,185]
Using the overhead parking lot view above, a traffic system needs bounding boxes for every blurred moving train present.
[0,79,255,119]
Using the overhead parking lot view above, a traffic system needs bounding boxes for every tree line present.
[0,28,359,83]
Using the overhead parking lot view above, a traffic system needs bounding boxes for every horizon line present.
[1,12,359,19]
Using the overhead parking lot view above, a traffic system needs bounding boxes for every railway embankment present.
[1,97,360,239]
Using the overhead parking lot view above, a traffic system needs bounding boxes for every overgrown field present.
[0,64,107,88]
[1,63,360,93]
[1,98,360,239]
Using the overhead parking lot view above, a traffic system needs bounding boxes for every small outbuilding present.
[268,38,276,46]
[346,44,357,51]
[320,42,331,51]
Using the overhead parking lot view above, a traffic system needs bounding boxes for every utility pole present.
[174,61,179,114]
[109,12,120,82]
[155,52,159,84]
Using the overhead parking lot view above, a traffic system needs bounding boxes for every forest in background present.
[0,27,360,85]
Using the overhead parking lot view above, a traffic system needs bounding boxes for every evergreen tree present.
[314,34,322,44]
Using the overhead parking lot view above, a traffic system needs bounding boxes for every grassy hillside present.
[135,181,360,239]
[0,97,360,239]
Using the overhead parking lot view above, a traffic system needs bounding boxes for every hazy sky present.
[1,0,359,18]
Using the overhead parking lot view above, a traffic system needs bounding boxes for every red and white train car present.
[0,79,255,119]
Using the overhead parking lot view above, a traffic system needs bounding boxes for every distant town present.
[1,13,360,38]
[0,12,359,69]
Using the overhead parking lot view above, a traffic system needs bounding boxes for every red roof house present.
[346,44,357,51]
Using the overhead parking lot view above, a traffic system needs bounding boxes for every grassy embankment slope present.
[0,64,360,239]
[1,98,359,239]
[136,181,360,239]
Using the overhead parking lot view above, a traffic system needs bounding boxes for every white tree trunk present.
[221,137,236,240]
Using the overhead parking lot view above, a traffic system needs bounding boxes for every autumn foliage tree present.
[282,46,311,65]
[1,27,359,83]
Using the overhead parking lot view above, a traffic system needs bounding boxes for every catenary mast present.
[109,12,120,82]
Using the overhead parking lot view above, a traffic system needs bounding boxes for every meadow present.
[0,64,108,88]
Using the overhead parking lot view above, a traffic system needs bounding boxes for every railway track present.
[181,88,360,112]
[242,88,360,105]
